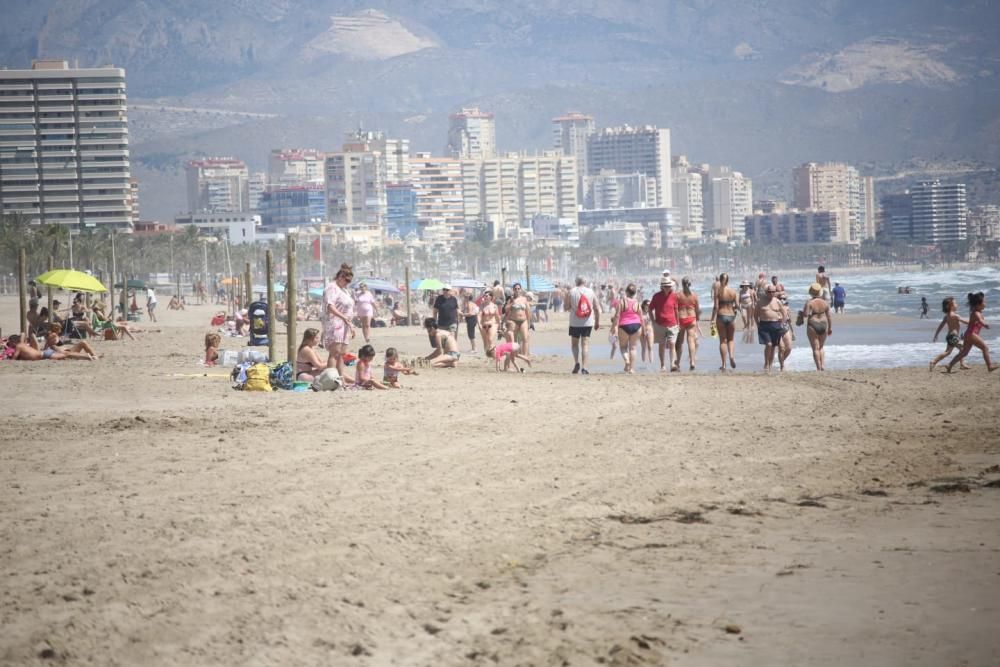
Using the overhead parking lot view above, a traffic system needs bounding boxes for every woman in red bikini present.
[946,292,996,372]
[675,277,703,371]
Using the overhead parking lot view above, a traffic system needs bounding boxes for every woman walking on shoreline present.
[803,283,833,371]
[611,283,643,374]
[711,273,739,371]
[675,277,702,371]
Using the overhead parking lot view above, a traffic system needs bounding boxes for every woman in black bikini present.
[295,328,325,382]
[711,273,739,371]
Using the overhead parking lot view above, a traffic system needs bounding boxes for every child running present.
[930,297,969,371]
[382,347,416,388]
[946,292,996,373]
[354,344,387,389]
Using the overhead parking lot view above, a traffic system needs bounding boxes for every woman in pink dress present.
[324,263,356,380]
[355,282,378,344]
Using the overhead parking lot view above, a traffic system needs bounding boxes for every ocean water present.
[545,266,1000,373]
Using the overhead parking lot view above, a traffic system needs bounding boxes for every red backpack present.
[575,292,592,318]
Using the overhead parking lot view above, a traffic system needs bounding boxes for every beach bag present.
[237,348,268,365]
[575,293,592,319]
[311,368,342,392]
[269,361,294,390]
[211,312,226,326]
[243,363,272,392]
[795,311,805,327]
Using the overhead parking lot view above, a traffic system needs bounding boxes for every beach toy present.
[292,381,311,392]
[709,322,718,338]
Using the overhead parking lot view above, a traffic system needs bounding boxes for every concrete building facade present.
[744,209,852,244]
[0,59,132,227]
[671,157,704,241]
[586,125,672,208]
[410,153,465,245]
[186,157,249,213]
[792,162,874,241]
[446,107,496,160]
[910,181,967,243]
[552,112,594,187]
[267,149,325,187]
[324,150,387,245]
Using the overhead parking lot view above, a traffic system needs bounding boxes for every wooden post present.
[265,250,276,363]
[404,265,411,327]
[245,262,251,305]
[501,267,508,291]
[525,262,531,292]
[47,256,54,318]
[18,247,28,335]
[285,233,297,363]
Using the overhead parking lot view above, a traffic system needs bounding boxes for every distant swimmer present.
[920,296,929,319]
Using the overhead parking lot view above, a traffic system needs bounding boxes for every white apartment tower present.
[910,181,967,243]
[446,107,496,160]
[186,157,250,213]
[697,165,751,240]
[0,60,132,227]
[586,125,672,208]
[324,149,387,245]
[792,162,873,241]
[344,130,410,184]
[552,112,595,184]
[410,153,465,244]
[671,156,704,239]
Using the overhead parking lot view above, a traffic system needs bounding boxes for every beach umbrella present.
[522,276,556,292]
[410,278,445,291]
[113,279,147,290]
[220,277,237,286]
[35,269,107,293]
[450,278,486,290]
[352,278,400,293]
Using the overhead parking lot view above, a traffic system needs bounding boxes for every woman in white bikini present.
[478,292,501,355]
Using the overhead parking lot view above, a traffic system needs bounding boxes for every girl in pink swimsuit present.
[355,283,377,343]
[947,292,996,372]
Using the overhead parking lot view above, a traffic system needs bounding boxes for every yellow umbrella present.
[220,277,238,286]
[35,269,108,293]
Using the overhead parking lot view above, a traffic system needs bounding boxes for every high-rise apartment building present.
[586,125,672,208]
[0,59,132,227]
[324,150,387,246]
[910,181,967,243]
[671,156,704,240]
[552,112,595,185]
[410,153,465,244]
[879,192,913,240]
[248,172,266,211]
[462,152,578,237]
[695,164,751,239]
[584,170,655,210]
[258,185,326,230]
[267,149,325,187]
[744,209,852,244]
[344,130,410,184]
[792,162,873,241]
[186,157,250,213]
[446,107,496,159]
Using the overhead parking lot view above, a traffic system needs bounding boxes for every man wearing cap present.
[433,285,460,338]
[649,278,681,372]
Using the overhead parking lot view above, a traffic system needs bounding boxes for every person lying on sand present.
[8,333,95,361]
[44,330,98,361]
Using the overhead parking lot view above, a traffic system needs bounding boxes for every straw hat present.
[808,283,822,296]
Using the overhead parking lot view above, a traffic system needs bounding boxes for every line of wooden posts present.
[10,233,433,361]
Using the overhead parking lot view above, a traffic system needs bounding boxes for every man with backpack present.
[567,276,600,375]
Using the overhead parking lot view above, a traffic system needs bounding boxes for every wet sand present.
[1,297,998,665]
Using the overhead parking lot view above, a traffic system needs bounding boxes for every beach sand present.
[1,297,998,665]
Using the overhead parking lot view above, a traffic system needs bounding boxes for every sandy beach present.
[1,296,999,665]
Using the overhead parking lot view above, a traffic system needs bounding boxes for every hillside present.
[2,0,999,220]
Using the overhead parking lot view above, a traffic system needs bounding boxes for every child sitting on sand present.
[930,297,969,371]
[354,344,387,389]
[204,333,221,366]
[382,347,416,388]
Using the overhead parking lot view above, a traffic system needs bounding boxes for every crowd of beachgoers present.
[4,263,995,382]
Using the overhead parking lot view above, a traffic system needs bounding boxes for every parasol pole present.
[285,232,297,364]
[266,249,276,363]
[405,265,411,327]
[18,247,28,335]
[47,256,54,320]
